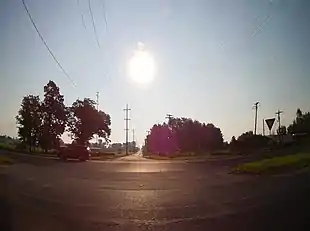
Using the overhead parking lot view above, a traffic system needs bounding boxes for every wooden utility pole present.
[165,114,173,123]
[96,92,99,111]
[123,104,131,155]
[276,109,283,140]
[132,128,135,152]
[96,92,99,143]
[253,102,260,135]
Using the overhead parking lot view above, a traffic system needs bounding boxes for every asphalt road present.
[1,152,310,231]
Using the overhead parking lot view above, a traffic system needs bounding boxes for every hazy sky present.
[1,0,310,144]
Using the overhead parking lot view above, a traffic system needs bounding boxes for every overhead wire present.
[101,0,111,84]
[88,0,101,48]
[77,0,87,29]
[21,0,76,87]
[102,0,108,32]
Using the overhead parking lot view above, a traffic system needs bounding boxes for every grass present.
[0,156,14,166]
[234,153,310,174]
[0,143,16,151]
[143,149,241,161]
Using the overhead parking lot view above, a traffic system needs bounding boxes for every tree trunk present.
[28,132,32,153]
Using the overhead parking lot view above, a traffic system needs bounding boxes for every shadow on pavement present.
[0,171,12,231]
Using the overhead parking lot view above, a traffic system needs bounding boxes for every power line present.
[21,0,76,87]
[251,15,271,38]
[88,0,101,48]
[102,0,108,32]
[77,0,87,29]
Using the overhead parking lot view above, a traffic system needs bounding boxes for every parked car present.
[58,144,91,161]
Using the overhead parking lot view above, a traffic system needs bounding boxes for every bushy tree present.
[233,131,272,150]
[40,81,67,152]
[287,108,310,135]
[16,95,42,152]
[147,123,178,154]
[146,117,223,155]
[67,98,111,145]
[229,136,237,150]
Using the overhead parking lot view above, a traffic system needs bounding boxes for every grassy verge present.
[233,153,310,174]
[0,143,16,152]
[0,156,14,166]
[143,150,242,161]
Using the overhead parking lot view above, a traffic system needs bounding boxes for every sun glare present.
[128,43,155,84]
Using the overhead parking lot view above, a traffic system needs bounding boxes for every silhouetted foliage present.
[67,98,111,145]
[146,117,223,155]
[237,131,254,142]
[147,123,178,154]
[287,109,310,135]
[39,81,67,152]
[230,131,272,151]
[16,95,42,152]
[15,81,113,153]
[229,136,237,150]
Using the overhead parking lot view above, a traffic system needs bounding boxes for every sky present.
[1,0,310,145]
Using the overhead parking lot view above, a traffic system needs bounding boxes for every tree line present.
[16,81,111,153]
[144,117,224,154]
[144,107,310,155]
[14,80,310,154]
[230,108,310,151]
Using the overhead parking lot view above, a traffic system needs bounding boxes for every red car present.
[58,144,91,161]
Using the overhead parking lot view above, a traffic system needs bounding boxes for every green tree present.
[16,95,42,152]
[296,108,303,119]
[236,131,271,150]
[39,81,67,152]
[287,108,310,135]
[229,136,237,150]
[67,98,111,145]
[146,117,223,154]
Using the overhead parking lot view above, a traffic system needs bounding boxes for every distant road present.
[1,153,310,231]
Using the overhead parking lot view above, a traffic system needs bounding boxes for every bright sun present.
[128,43,155,84]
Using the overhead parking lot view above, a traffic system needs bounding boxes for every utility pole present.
[96,92,99,143]
[132,128,135,152]
[123,104,131,155]
[262,119,265,136]
[96,92,99,111]
[276,109,283,137]
[166,114,173,124]
[253,102,260,135]
[166,114,173,120]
